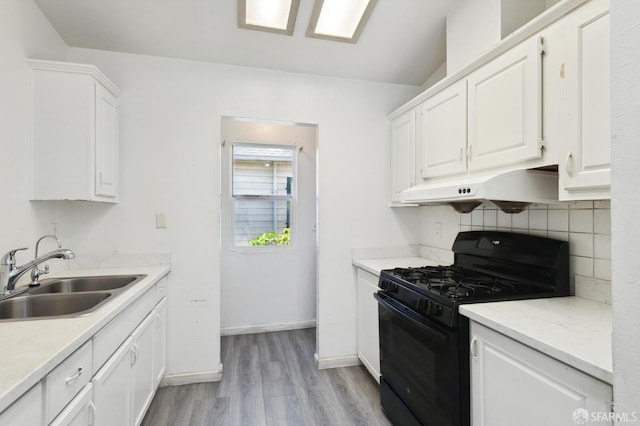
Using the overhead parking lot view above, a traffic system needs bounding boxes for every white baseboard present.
[221,319,316,336]
[314,353,361,370]
[159,369,223,387]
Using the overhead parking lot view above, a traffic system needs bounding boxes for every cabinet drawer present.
[50,383,94,426]
[93,287,155,371]
[45,341,93,424]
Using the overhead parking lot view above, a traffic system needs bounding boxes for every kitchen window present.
[231,143,295,247]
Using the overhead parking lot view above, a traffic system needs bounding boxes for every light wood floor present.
[142,328,392,426]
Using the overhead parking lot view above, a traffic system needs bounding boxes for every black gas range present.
[375,231,569,426]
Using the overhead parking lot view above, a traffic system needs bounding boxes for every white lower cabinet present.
[153,299,167,387]
[50,383,95,426]
[356,268,380,381]
[470,321,612,426]
[93,308,160,426]
[93,337,134,426]
[0,383,42,425]
[132,314,155,426]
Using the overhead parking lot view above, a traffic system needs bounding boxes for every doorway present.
[220,117,317,335]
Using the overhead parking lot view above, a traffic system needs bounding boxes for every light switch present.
[155,213,167,229]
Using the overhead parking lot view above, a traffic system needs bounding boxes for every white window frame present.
[228,141,297,251]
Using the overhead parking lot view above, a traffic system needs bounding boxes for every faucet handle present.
[1,247,29,266]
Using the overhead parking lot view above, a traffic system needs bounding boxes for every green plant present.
[249,228,290,246]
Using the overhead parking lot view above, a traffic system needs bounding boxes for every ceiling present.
[33,0,457,86]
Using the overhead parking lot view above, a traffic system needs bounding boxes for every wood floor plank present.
[142,328,391,426]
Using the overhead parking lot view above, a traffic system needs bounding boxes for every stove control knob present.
[416,299,428,312]
[426,301,442,316]
[379,280,398,293]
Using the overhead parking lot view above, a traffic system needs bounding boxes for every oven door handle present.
[374,292,448,342]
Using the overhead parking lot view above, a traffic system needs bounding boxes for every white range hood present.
[401,169,559,213]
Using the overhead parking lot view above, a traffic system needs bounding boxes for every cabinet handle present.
[88,401,96,426]
[467,145,472,159]
[470,338,478,359]
[565,152,573,177]
[64,366,84,385]
[131,345,138,366]
[459,147,463,162]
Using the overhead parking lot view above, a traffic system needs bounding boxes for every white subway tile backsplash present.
[431,201,611,304]
[497,211,512,228]
[594,234,611,260]
[594,259,612,281]
[569,232,594,257]
[548,209,569,232]
[571,255,594,277]
[529,209,548,230]
[511,210,529,229]
[594,209,611,234]
[548,231,569,241]
[471,208,484,226]
[569,209,593,233]
[570,200,594,209]
[483,209,497,228]
[575,275,611,304]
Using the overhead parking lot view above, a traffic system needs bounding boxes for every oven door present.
[375,292,462,426]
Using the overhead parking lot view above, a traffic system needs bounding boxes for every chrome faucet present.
[0,244,75,297]
[30,235,62,286]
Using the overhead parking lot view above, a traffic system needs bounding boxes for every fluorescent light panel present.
[238,0,300,36]
[307,0,378,43]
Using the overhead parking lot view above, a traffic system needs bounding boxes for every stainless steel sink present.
[0,292,112,321]
[30,274,146,295]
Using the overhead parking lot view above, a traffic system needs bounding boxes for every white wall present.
[610,0,640,417]
[0,2,69,264]
[64,48,422,374]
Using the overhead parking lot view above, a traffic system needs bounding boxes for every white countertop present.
[460,297,613,384]
[352,257,441,276]
[0,265,170,413]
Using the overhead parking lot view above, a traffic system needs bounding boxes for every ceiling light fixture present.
[238,0,300,36]
[307,0,378,43]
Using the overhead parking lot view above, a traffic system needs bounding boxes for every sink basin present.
[30,274,146,295]
[0,292,112,321]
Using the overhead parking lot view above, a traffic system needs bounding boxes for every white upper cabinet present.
[467,36,544,172]
[29,59,121,203]
[417,80,467,179]
[561,0,610,200]
[389,110,416,204]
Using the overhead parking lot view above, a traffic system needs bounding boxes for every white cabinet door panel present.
[562,0,610,195]
[356,269,380,381]
[471,322,612,426]
[92,337,134,426]
[390,110,416,202]
[467,37,543,172]
[417,80,467,178]
[95,83,119,198]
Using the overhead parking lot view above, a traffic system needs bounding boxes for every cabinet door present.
[93,337,134,426]
[0,383,42,426]
[132,313,156,426]
[562,0,610,198]
[50,383,95,426]
[417,80,467,178]
[470,322,612,426]
[467,36,543,172]
[95,83,119,198]
[390,110,416,203]
[356,269,380,382]
[153,299,167,387]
